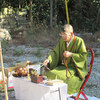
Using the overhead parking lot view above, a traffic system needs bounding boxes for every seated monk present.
[43,24,87,95]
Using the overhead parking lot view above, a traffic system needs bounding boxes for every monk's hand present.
[43,59,49,66]
[63,51,72,58]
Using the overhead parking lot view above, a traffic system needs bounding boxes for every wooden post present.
[0,42,8,100]
[50,0,53,28]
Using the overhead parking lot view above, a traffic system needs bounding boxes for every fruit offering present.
[30,69,39,77]
[12,67,28,77]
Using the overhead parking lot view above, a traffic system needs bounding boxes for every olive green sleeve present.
[72,39,87,79]
[48,42,60,69]
[72,39,87,69]
[48,38,63,69]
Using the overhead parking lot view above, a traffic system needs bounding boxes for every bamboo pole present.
[65,0,69,24]
[0,42,9,100]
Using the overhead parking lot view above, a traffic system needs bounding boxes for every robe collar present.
[65,35,76,52]
[66,35,74,47]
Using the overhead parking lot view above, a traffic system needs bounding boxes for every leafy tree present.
[0,0,99,32]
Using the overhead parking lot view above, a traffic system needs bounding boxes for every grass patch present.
[87,52,100,57]
[13,49,24,56]
[2,40,9,50]
[9,65,15,67]
[33,45,42,58]
[86,84,97,88]
[95,53,100,57]
[25,24,60,47]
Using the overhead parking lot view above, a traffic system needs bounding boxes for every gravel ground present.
[0,45,100,100]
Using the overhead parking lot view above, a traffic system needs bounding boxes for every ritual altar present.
[13,77,68,100]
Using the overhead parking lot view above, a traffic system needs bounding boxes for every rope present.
[63,36,76,80]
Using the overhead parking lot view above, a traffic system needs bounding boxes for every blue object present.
[68,93,100,100]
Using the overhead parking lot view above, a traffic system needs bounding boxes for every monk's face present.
[61,32,73,42]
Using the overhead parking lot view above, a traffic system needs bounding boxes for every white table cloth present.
[13,77,68,100]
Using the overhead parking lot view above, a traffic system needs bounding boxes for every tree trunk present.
[50,0,53,28]
[96,7,100,25]
[29,0,33,30]
[53,0,57,26]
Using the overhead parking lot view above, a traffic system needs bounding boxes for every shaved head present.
[63,24,73,33]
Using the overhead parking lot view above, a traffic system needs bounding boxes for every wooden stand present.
[0,42,9,100]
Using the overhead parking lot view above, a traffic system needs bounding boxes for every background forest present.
[0,0,100,47]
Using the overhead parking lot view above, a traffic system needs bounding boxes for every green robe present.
[46,35,87,94]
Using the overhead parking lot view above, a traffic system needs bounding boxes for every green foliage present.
[14,49,24,56]
[2,40,8,51]
[88,51,100,57]
[86,83,97,88]
[0,0,100,32]
[68,0,100,32]
[34,45,42,58]
[95,53,100,57]
[31,0,50,24]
